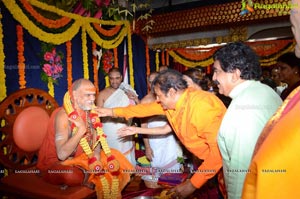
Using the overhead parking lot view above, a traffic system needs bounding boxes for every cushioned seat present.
[0,88,96,199]
[1,172,95,199]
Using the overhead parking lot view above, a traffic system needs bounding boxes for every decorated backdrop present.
[0,0,157,105]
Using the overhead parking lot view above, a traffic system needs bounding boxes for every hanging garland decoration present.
[168,47,219,67]
[248,40,296,66]
[155,51,159,71]
[113,47,118,68]
[16,0,75,35]
[145,41,150,76]
[16,25,26,89]
[166,50,169,66]
[91,23,122,37]
[161,50,165,66]
[168,40,296,68]
[86,22,128,49]
[0,12,6,101]
[4,0,82,45]
[2,0,130,47]
[127,32,134,88]
[92,42,99,93]
[66,40,72,90]
[2,0,134,89]
[169,50,214,67]
[82,26,89,79]
[18,0,72,29]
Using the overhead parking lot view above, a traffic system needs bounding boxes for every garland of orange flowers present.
[161,50,165,66]
[169,50,214,67]
[92,23,122,37]
[0,12,6,101]
[113,47,118,68]
[20,0,72,29]
[166,50,169,66]
[92,42,99,93]
[16,25,26,89]
[145,41,150,76]
[66,40,72,90]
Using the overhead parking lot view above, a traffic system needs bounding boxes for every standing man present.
[96,69,227,198]
[97,68,138,165]
[212,42,282,199]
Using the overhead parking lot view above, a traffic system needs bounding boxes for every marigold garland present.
[155,51,159,71]
[3,0,134,95]
[126,28,134,88]
[161,50,165,66]
[81,27,89,79]
[105,76,109,87]
[113,47,118,68]
[66,40,72,90]
[2,0,130,47]
[20,0,72,29]
[48,80,54,97]
[86,23,128,49]
[0,13,6,101]
[92,23,122,37]
[145,41,150,76]
[166,50,169,66]
[16,25,26,89]
[168,50,214,67]
[92,42,99,93]
[4,0,82,45]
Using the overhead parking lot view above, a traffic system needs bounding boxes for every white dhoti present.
[102,89,136,166]
[147,117,183,172]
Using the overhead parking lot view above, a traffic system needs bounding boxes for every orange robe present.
[37,107,134,194]
[114,88,226,188]
[242,86,300,199]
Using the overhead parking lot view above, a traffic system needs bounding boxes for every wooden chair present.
[0,88,96,199]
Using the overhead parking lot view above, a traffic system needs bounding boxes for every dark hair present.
[213,42,261,80]
[277,52,300,69]
[182,68,202,86]
[261,78,277,90]
[108,67,121,75]
[152,69,188,95]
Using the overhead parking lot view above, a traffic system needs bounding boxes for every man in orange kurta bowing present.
[96,69,226,198]
[37,78,133,198]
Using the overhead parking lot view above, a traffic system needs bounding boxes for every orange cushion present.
[0,172,95,199]
[13,106,49,152]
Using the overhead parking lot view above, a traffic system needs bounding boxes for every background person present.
[97,68,138,166]
[277,52,300,100]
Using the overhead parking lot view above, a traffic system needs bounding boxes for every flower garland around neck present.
[63,91,120,199]
[40,42,64,85]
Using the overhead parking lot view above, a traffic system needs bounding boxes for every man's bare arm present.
[55,109,87,160]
